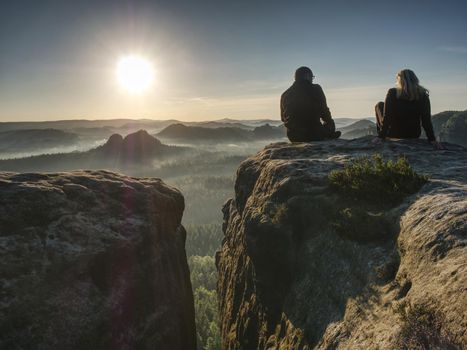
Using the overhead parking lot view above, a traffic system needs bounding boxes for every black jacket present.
[381,88,436,141]
[280,80,335,134]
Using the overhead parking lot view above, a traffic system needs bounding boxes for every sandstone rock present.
[94,130,169,162]
[0,170,196,350]
[217,136,466,349]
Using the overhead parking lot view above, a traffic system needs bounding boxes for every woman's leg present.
[375,102,384,137]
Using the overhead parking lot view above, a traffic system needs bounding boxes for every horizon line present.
[0,116,374,123]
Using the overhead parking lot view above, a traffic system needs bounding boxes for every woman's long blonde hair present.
[396,69,428,101]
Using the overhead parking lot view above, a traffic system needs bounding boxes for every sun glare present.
[116,55,155,94]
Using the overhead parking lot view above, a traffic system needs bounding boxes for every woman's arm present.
[421,94,436,142]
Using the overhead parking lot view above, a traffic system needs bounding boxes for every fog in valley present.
[2,112,466,348]
[0,116,404,348]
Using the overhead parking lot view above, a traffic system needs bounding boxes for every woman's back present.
[379,69,436,141]
[384,87,433,139]
[375,69,442,148]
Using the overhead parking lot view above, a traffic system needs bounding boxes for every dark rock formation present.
[0,171,196,350]
[217,136,466,349]
[0,130,186,173]
[101,133,124,153]
[95,130,166,161]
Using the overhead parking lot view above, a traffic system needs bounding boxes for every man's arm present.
[316,85,335,131]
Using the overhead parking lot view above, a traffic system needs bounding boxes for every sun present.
[116,55,155,94]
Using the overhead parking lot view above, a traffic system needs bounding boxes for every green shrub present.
[394,301,461,349]
[328,154,427,205]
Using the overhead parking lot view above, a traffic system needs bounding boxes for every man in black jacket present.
[281,66,340,142]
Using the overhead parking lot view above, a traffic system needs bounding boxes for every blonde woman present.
[373,69,443,149]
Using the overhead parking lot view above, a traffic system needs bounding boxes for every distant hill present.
[252,124,286,139]
[339,119,375,133]
[156,123,286,142]
[0,119,149,132]
[0,130,186,172]
[68,126,115,138]
[431,111,460,133]
[157,123,252,142]
[191,121,252,130]
[334,117,372,129]
[437,111,467,146]
[213,118,283,127]
[0,128,79,153]
[338,120,377,139]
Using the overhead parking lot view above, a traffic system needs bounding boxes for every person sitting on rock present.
[281,66,341,142]
[373,69,443,149]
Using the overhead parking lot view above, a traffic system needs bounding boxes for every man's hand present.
[430,140,445,150]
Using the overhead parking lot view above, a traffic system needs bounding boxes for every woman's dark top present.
[381,88,436,141]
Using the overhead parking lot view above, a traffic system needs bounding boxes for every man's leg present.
[375,102,384,137]
[287,129,307,142]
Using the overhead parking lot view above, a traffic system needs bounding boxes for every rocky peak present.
[217,137,466,349]
[123,129,162,147]
[107,132,124,144]
[0,170,196,349]
[98,129,165,160]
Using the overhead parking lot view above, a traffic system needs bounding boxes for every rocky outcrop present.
[0,130,187,173]
[93,129,178,162]
[0,171,196,350]
[217,137,466,349]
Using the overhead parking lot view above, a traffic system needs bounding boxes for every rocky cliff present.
[217,137,466,349]
[0,171,196,350]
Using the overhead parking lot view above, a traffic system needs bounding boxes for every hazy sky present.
[1,0,467,121]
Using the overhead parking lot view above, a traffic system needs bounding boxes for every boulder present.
[0,170,196,350]
[217,137,466,349]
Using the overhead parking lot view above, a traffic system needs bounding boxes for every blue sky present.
[1,0,466,121]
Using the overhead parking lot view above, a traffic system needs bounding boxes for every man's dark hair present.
[295,66,313,81]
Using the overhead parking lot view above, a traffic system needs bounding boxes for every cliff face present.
[217,137,466,349]
[0,171,196,350]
